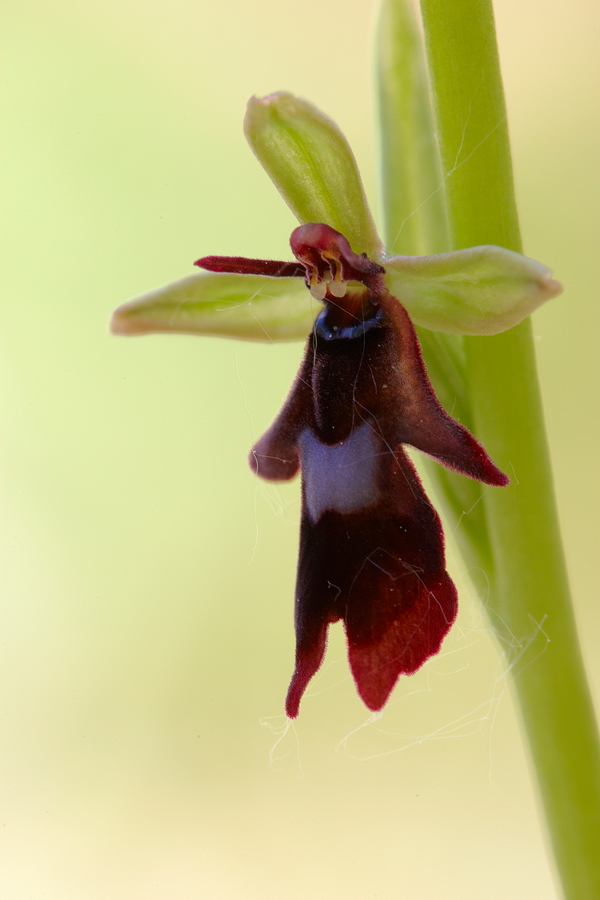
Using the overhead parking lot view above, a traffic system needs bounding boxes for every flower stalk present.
[378,0,600,896]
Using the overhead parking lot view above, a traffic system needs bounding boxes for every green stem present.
[416,1,600,897]
[377,0,449,256]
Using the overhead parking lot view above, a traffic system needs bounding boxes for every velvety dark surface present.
[251,288,506,716]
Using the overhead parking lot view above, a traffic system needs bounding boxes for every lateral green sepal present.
[111,273,315,343]
[384,245,562,334]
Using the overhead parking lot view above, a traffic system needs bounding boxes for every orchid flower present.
[111,93,558,716]
[194,221,509,716]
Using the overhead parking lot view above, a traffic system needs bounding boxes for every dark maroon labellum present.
[195,223,508,717]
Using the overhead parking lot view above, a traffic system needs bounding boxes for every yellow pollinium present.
[307,251,348,301]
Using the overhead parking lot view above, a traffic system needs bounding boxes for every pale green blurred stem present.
[377,0,449,257]
[406,1,600,897]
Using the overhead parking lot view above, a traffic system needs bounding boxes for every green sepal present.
[385,245,562,335]
[244,93,383,260]
[111,273,316,342]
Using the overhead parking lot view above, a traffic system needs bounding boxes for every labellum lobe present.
[197,224,508,717]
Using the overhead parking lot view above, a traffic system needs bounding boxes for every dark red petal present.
[195,255,304,278]
[378,295,509,486]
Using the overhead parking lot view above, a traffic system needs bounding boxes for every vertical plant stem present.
[416,1,600,897]
[377,0,449,256]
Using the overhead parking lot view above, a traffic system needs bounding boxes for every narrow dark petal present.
[195,255,304,278]
[378,295,509,486]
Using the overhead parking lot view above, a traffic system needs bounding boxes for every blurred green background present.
[2,0,599,897]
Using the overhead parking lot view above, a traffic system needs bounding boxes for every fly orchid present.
[196,222,508,717]
[112,92,560,717]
